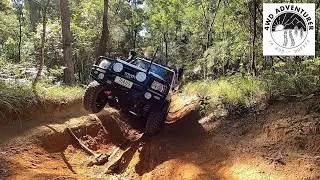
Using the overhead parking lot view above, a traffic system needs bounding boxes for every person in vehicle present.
[127,51,137,62]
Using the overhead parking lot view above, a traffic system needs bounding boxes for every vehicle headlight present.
[136,72,147,82]
[151,81,167,93]
[112,63,123,72]
[99,60,111,69]
[98,73,104,79]
[144,92,152,99]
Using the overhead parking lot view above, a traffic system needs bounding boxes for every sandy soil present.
[0,96,320,180]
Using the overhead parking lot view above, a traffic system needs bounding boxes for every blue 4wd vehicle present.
[83,54,177,135]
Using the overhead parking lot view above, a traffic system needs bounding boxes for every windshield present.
[131,59,174,83]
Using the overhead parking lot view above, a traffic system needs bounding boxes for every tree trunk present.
[164,31,168,65]
[133,28,137,51]
[60,0,75,85]
[13,0,23,63]
[27,0,40,32]
[200,1,208,51]
[33,1,50,88]
[18,12,22,63]
[208,0,222,48]
[97,0,109,57]
[132,0,137,51]
[251,0,257,76]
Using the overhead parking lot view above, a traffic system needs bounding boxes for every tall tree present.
[33,0,50,88]
[132,0,138,51]
[146,0,177,65]
[250,0,257,76]
[27,0,40,32]
[207,0,221,49]
[164,31,168,65]
[97,0,109,56]
[12,0,23,63]
[60,0,75,85]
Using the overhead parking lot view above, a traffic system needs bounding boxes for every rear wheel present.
[145,106,168,136]
[83,81,107,113]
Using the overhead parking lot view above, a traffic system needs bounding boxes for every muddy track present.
[1,96,320,179]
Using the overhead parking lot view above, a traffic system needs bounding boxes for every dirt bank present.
[0,98,82,126]
[1,96,320,179]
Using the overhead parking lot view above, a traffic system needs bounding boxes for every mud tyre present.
[145,107,168,136]
[83,81,107,113]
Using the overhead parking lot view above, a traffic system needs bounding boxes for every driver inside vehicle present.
[127,50,137,62]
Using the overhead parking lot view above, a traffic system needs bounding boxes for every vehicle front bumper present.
[90,65,167,107]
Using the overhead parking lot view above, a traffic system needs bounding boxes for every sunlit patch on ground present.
[226,157,305,180]
[142,159,207,180]
[229,161,280,180]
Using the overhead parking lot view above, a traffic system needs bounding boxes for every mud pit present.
[1,95,320,179]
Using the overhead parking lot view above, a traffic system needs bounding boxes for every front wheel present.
[83,81,107,113]
[145,107,168,136]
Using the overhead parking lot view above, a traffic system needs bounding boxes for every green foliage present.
[43,21,63,68]
[49,66,64,81]
[0,56,6,67]
[0,82,36,113]
[0,7,19,62]
[0,82,84,114]
[184,75,267,116]
[262,59,320,96]
[36,83,85,103]
[185,59,320,116]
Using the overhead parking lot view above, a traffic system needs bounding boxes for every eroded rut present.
[1,96,320,180]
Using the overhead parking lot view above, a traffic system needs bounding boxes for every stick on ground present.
[66,125,109,166]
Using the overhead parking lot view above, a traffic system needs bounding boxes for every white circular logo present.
[263,4,315,56]
[271,12,307,49]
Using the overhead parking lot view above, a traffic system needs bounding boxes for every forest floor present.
[0,95,320,180]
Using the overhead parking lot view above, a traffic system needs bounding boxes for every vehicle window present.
[131,59,173,83]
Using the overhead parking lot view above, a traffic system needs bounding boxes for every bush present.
[184,75,268,116]
[184,59,320,117]
[0,82,35,111]
[37,83,84,103]
[262,59,320,96]
[0,82,84,114]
